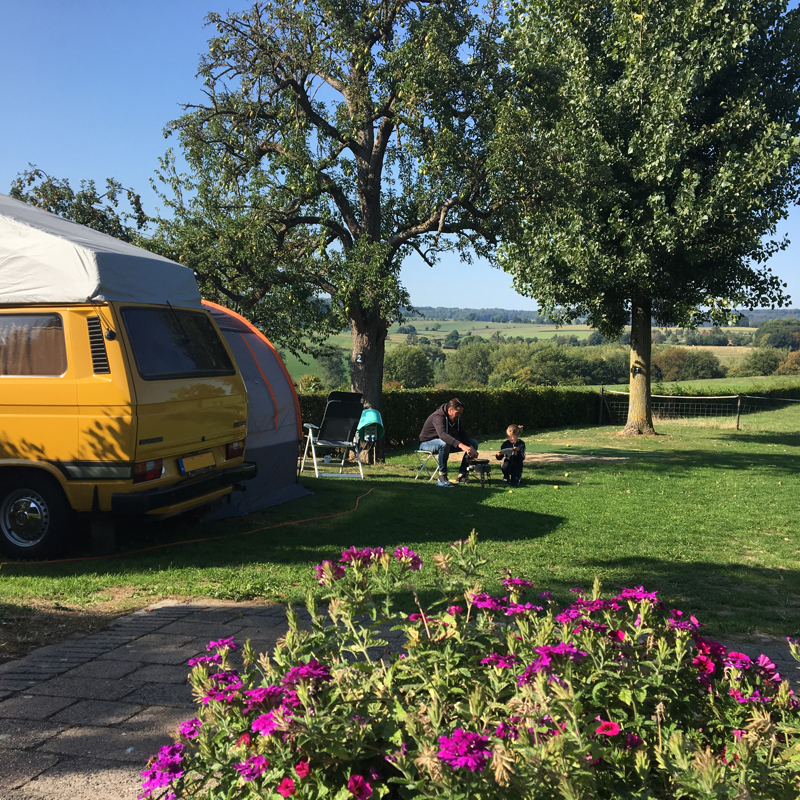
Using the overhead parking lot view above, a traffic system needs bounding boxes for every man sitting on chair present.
[418,398,479,488]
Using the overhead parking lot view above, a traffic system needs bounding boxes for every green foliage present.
[9,167,147,242]
[753,318,800,350]
[316,352,349,390]
[496,0,799,335]
[652,348,727,382]
[739,347,785,377]
[776,350,800,375]
[383,346,434,388]
[443,329,461,349]
[298,374,323,392]
[146,536,800,800]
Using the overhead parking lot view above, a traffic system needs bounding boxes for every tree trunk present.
[621,298,655,436]
[350,307,388,462]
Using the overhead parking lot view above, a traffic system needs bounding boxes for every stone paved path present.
[0,599,797,799]
[0,599,297,800]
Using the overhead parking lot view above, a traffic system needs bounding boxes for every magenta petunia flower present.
[187,653,222,667]
[437,728,491,772]
[347,774,373,799]
[618,586,658,602]
[315,559,346,585]
[470,592,504,611]
[340,546,384,566]
[252,711,278,736]
[277,776,296,797]
[235,754,268,782]
[294,759,311,778]
[393,546,423,570]
[447,605,464,615]
[202,671,243,703]
[724,652,752,670]
[623,733,643,749]
[243,685,283,712]
[281,659,332,687]
[140,743,185,797]
[206,636,238,652]
[609,630,626,642]
[480,653,520,668]
[502,576,534,590]
[755,654,782,683]
[595,720,621,736]
[177,717,201,739]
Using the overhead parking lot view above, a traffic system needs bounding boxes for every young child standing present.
[495,424,526,486]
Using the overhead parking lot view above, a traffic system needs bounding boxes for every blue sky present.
[2,0,797,312]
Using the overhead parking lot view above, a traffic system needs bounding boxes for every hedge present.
[297,387,599,446]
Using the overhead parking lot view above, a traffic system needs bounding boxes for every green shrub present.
[141,534,800,800]
[739,348,785,377]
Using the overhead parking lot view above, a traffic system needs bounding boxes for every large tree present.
[9,168,147,242]
[493,0,800,434]
[152,0,506,412]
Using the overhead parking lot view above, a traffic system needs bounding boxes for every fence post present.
[735,394,742,431]
[598,387,604,425]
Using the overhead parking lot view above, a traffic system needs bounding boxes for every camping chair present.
[413,449,441,482]
[300,392,365,478]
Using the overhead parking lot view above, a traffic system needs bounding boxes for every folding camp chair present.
[300,392,365,478]
[413,450,441,481]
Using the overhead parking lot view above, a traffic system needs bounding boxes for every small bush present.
[740,348,785,377]
[141,534,800,800]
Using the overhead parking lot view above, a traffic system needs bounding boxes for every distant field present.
[279,322,760,384]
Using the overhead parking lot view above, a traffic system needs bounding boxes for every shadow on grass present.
[1,477,565,579]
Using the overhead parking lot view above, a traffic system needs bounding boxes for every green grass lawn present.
[1,406,798,645]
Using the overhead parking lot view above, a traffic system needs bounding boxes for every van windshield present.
[121,307,235,380]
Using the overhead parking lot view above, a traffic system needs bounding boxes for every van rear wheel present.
[0,474,72,560]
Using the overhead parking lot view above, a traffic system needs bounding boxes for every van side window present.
[121,307,235,380]
[0,314,67,376]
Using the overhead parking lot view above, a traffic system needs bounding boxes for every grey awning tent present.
[0,193,201,307]
[202,301,309,517]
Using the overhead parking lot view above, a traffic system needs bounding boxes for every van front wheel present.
[0,474,72,560]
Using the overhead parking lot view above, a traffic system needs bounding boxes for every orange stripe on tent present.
[202,300,303,439]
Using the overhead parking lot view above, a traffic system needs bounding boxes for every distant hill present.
[412,306,546,323]
[407,306,800,327]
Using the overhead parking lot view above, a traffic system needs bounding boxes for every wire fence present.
[602,391,800,426]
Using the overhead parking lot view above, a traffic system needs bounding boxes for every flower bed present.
[140,533,800,799]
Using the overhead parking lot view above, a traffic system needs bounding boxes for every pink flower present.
[177,718,201,739]
[609,630,626,642]
[235,733,251,747]
[393,546,423,570]
[595,720,621,736]
[347,774,373,799]
[252,711,278,736]
[235,754,268,781]
[437,728,491,772]
[277,777,296,797]
[447,605,464,615]
[294,759,310,778]
[314,560,346,585]
[206,636,237,651]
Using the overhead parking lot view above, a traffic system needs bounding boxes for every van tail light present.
[226,439,245,460]
[133,459,163,484]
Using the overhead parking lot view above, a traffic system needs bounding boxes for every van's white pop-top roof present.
[0,193,201,307]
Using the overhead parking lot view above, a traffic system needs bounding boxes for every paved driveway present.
[0,600,294,799]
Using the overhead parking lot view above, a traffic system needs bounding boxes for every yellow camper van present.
[0,195,255,558]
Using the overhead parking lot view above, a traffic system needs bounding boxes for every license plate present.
[179,451,216,475]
